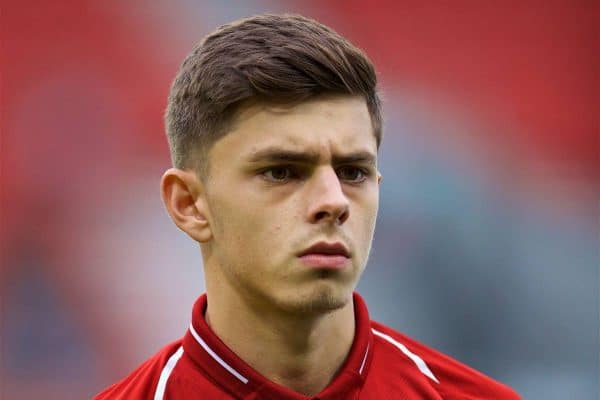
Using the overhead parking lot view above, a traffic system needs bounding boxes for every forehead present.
[212,96,377,164]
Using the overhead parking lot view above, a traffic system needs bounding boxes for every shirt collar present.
[182,292,374,399]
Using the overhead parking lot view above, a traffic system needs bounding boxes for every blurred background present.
[1,1,597,398]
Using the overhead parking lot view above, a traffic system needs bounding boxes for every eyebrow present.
[245,147,377,166]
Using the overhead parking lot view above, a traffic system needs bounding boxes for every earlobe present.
[160,168,213,243]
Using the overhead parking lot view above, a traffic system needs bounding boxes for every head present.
[161,14,383,315]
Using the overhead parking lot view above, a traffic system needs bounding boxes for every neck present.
[204,285,355,395]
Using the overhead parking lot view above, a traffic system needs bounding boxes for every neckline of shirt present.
[181,292,374,399]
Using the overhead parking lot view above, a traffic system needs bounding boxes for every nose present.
[306,167,350,225]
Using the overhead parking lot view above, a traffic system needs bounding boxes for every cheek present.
[354,195,379,250]
[213,197,274,257]
[368,198,379,232]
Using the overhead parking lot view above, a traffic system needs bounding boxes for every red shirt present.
[95,293,520,399]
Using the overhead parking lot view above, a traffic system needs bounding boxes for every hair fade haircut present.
[165,13,382,177]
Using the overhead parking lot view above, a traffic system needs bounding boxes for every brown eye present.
[337,166,366,182]
[263,167,292,182]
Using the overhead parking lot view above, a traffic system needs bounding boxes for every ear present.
[160,168,213,243]
[377,171,382,185]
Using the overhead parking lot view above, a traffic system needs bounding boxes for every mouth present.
[297,241,350,269]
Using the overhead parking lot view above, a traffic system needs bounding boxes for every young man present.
[95,14,520,399]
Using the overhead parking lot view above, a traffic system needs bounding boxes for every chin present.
[276,283,353,315]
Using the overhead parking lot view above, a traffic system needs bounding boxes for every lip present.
[298,241,350,269]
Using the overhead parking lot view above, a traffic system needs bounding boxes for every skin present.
[161,95,381,395]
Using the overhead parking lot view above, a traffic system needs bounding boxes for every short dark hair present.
[165,13,382,177]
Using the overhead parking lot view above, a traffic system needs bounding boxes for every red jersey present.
[95,293,520,399]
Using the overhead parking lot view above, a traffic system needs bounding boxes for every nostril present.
[315,211,329,221]
[313,208,349,224]
[338,209,349,223]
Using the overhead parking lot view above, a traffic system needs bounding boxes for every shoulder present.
[369,321,521,400]
[94,340,183,400]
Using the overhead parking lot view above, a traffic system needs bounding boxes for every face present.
[202,95,380,314]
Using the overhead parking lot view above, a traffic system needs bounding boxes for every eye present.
[337,166,367,182]
[262,166,294,182]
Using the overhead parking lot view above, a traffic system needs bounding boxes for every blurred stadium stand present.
[1,1,597,398]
